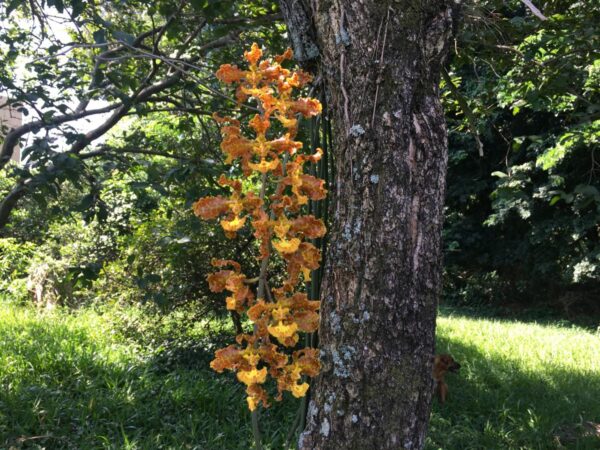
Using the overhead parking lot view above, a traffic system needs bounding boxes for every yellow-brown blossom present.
[196,43,325,411]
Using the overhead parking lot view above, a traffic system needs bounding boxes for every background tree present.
[0,0,283,230]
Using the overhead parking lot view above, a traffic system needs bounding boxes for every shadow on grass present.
[428,332,600,450]
[0,319,296,449]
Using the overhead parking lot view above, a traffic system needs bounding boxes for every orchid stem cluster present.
[193,43,326,411]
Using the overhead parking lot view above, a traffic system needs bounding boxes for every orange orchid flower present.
[194,43,325,410]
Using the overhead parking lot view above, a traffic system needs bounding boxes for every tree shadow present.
[428,330,600,449]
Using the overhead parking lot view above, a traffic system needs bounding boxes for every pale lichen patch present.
[331,345,357,378]
[330,311,341,334]
[320,418,330,437]
[331,348,350,378]
[336,27,350,46]
[354,218,362,234]
[349,124,365,137]
[342,222,352,240]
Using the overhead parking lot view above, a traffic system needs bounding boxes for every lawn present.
[428,310,600,449]
[0,303,598,449]
[0,304,296,449]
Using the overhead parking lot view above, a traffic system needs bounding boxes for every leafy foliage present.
[0,0,596,328]
[443,0,600,310]
[0,0,284,229]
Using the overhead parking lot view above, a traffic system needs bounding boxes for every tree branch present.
[0,104,121,170]
[0,181,28,233]
[1,10,187,169]
[520,0,547,21]
[80,147,191,161]
[124,107,213,116]
[213,13,282,25]
[0,26,239,231]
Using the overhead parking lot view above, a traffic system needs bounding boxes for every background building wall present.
[0,98,23,163]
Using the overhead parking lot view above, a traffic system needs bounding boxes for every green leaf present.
[47,0,65,13]
[70,0,85,18]
[190,0,209,10]
[112,30,135,45]
[146,274,162,283]
[5,0,22,16]
[78,194,95,211]
[153,292,168,307]
[549,195,561,206]
[93,29,106,45]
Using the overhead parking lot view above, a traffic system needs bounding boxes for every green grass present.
[0,303,598,449]
[428,311,600,449]
[0,305,296,449]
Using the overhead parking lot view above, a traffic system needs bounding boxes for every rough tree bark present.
[280,1,460,449]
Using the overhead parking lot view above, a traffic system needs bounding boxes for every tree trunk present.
[281,1,459,449]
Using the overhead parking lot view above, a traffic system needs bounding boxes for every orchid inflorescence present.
[193,43,326,411]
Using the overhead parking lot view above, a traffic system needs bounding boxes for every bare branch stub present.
[520,0,548,21]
